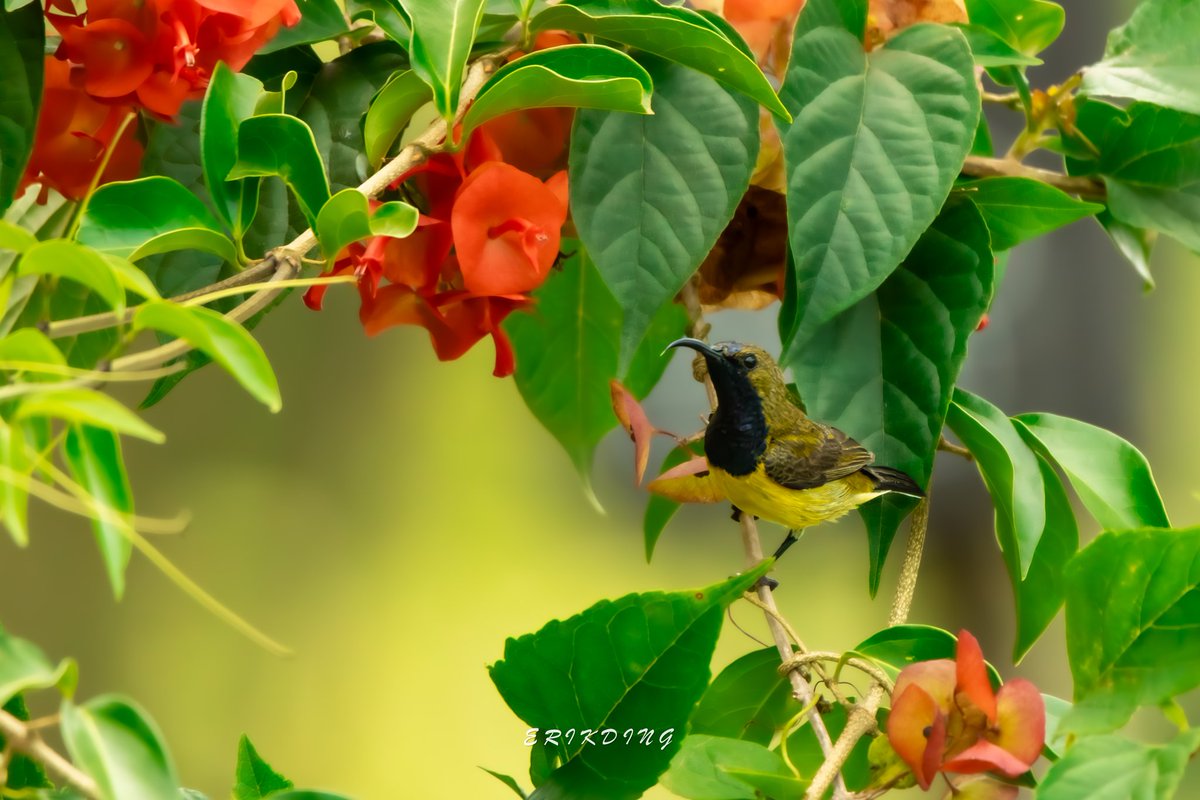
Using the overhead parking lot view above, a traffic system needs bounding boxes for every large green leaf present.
[15,389,165,443]
[1014,412,1169,531]
[689,649,796,747]
[777,703,874,790]
[299,42,407,192]
[531,0,788,120]
[363,69,433,168]
[202,64,266,240]
[1081,0,1200,115]
[260,0,352,53]
[778,1,979,355]
[228,114,331,230]
[17,241,126,314]
[462,45,653,135]
[787,201,993,594]
[63,425,135,600]
[77,177,238,264]
[1038,729,1200,800]
[643,444,698,561]
[505,248,686,501]
[947,390,1079,660]
[854,624,957,680]
[0,1,41,214]
[1063,527,1200,733]
[134,302,282,412]
[0,625,75,706]
[963,0,1064,57]
[234,734,294,800]
[489,564,770,800]
[400,0,486,123]
[962,178,1102,250]
[660,735,805,800]
[60,695,179,800]
[570,55,757,369]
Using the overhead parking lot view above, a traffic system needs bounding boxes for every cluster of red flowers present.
[21,0,300,200]
[303,117,571,377]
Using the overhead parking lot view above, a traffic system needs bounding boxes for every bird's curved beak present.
[665,337,722,360]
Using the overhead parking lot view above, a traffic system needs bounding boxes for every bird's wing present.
[763,422,874,490]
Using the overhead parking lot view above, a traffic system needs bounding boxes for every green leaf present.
[228,114,331,229]
[315,188,418,264]
[234,734,294,800]
[787,201,993,594]
[532,0,788,120]
[363,69,433,168]
[1093,210,1155,290]
[1014,412,1169,531]
[201,64,266,240]
[17,241,126,314]
[0,220,36,254]
[15,389,165,443]
[690,649,795,747]
[134,302,281,412]
[489,565,770,800]
[948,390,1079,660]
[570,55,757,369]
[1095,104,1200,188]
[1081,0,1200,115]
[63,425,135,600]
[0,1,42,214]
[778,6,979,355]
[253,793,352,800]
[347,0,411,47]
[1,694,53,792]
[778,704,873,789]
[643,445,697,561]
[0,625,75,706]
[661,735,803,800]
[854,624,958,680]
[0,422,30,545]
[400,0,486,123]
[463,45,652,137]
[1063,527,1200,733]
[1038,729,1200,800]
[481,768,528,799]
[963,0,1064,57]
[77,177,238,264]
[506,248,686,500]
[260,0,352,53]
[1042,693,1071,760]
[962,178,1103,250]
[954,23,1042,68]
[0,327,66,377]
[299,42,407,193]
[61,695,179,800]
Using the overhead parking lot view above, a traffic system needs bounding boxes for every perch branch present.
[960,155,1106,201]
[0,709,100,799]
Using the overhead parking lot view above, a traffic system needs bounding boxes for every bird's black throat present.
[704,367,767,477]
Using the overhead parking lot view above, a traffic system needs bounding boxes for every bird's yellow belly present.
[710,464,880,530]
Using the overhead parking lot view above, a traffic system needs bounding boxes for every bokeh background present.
[4,0,1199,796]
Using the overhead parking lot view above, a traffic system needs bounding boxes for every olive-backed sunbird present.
[668,338,924,560]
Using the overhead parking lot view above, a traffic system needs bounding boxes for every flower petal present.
[990,678,1045,768]
[893,659,956,713]
[940,738,1031,778]
[887,683,944,790]
[956,629,997,722]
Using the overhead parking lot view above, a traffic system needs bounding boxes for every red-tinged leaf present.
[955,630,997,722]
[609,379,656,483]
[647,456,725,504]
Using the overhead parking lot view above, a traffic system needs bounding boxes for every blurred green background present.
[4,0,1200,796]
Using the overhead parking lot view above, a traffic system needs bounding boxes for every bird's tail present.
[864,466,925,498]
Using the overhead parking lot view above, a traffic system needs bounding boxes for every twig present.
[804,494,932,800]
[0,709,100,799]
[937,436,973,461]
[960,155,1106,201]
[740,514,847,799]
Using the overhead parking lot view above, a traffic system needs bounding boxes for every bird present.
[667,338,924,562]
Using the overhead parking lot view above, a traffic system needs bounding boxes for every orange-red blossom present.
[887,630,1045,791]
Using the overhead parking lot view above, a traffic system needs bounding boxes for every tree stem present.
[0,709,100,799]
[960,155,1106,200]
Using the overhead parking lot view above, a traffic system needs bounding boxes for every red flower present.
[48,0,301,118]
[452,163,568,297]
[886,630,1045,790]
[20,58,143,201]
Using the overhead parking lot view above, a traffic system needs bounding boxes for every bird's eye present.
[742,354,758,369]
